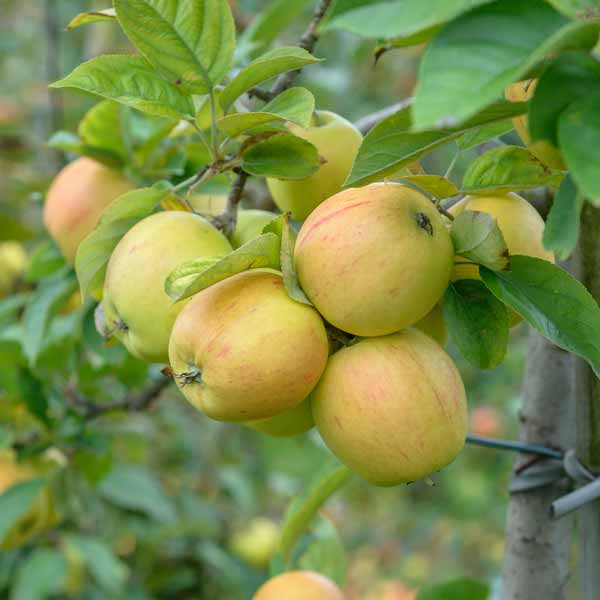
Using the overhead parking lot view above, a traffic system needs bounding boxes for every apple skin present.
[266,110,362,221]
[253,571,346,600]
[102,211,232,364]
[295,182,454,337]
[44,157,135,264]
[229,517,280,568]
[449,192,554,325]
[231,209,278,249]
[188,193,228,216]
[246,395,314,437]
[168,270,329,422]
[414,304,447,346]
[312,329,467,486]
[505,80,565,170]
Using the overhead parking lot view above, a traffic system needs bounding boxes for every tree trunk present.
[574,203,600,600]
[500,325,575,600]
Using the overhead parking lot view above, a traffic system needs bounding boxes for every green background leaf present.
[417,577,489,600]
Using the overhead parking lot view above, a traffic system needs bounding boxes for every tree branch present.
[213,0,334,235]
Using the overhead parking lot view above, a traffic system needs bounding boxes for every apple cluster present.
[43,110,553,491]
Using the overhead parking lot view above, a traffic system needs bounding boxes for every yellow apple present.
[266,110,362,221]
[102,211,232,364]
[505,79,565,170]
[312,329,467,486]
[231,209,278,248]
[0,241,28,296]
[44,157,135,264]
[188,193,228,216]
[229,517,280,568]
[246,395,314,437]
[295,182,454,337]
[253,571,346,600]
[169,270,329,422]
[0,450,59,550]
[414,304,447,346]
[449,193,554,325]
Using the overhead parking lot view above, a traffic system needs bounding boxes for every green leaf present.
[397,175,458,199]
[481,256,600,377]
[99,465,177,523]
[280,215,312,305]
[279,459,351,559]
[417,577,489,600]
[66,8,116,29]
[530,53,600,146]
[22,269,78,366]
[220,47,321,110]
[0,479,45,543]
[456,119,513,150]
[545,0,600,18]
[165,233,281,302]
[18,368,50,427]
[65,535,129,594]
[413,0,600,129]
[75,187,168,298]
[543,175,583,260]
[51,55,196,120]
[78,100,127,163]
[114,0,235,94]
[47,131,123,167]
[297,516,347,586]
[451,210,509,271]
[217,87,315,136]
[11,547,67,600]
[324,0,491,40]
[236,0,312,59]
[25,241,65,283]
[241,134,321,179]
[461,146,564,194]
[347,102,526,186]
[558,93,600,204]
[443,280,509,369]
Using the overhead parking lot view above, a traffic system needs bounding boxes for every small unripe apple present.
[295,182,454,337]
[312,329,467,486]
[169,270,329,422]
[231,209,278,249]
[246,395,314,437]
[414,304,447,346]
[266,110,362,221]
[229,517,280,568]
[0,241,28,296]
[505,80,565,170]
[44,157,135,264]
[102,211,232,363]
[253,570,346,600]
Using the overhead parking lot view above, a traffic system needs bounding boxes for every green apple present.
[246,395,314,437]
[44,157,135,264]
[231,209,278,248]
[229,517,280,568]
[312,329,467,486]
[102,211,232,364]
[295,182,454,337]
[414,304,447,346]
[266,110,362,221]
[253,571,346,600]
[169,270,328,422]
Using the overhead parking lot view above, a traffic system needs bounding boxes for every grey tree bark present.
[500,325,575,600]
[574,203,600,600]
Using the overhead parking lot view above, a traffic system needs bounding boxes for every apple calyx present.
[175,366,202,387]
[415,212,434,236]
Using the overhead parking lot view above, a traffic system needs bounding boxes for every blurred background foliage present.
[0,1,529,599]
